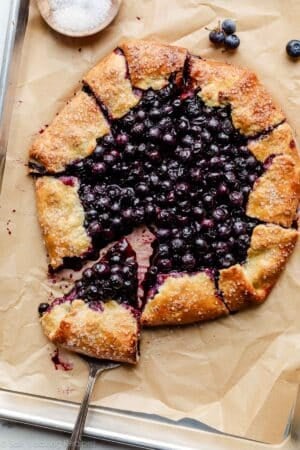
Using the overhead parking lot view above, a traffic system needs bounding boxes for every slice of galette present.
[39,238,140,364]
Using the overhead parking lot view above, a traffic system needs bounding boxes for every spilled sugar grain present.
[49,0,112,32]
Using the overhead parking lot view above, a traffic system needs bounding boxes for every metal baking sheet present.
[0,1,300,449]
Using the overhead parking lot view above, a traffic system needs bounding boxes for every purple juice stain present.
[51,349,73,371]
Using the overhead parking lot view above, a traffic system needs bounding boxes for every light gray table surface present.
[0,2,138,449]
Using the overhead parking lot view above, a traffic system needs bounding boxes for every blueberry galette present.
[30,40,300,364]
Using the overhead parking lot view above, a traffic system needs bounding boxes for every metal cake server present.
[67,355,120,450]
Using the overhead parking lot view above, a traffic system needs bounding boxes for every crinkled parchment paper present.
[1,0,300,444]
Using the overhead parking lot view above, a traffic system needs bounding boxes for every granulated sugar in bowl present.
[48,0,113,34]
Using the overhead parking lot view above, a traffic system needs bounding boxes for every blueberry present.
[103,134,115,147]
[158,243,170,256]
[83,192,95,205]
[178,148,192,162]
[111,217,122,229]
[111,202,121,214]
[94,263,110,277]
[116,133,129,147]
[111,264,122,275]
[148,126,162,142]
[104,152,118,166]
[181,226,194,240]
[145,203,156,220]
[122,111,135,128]
[209,30,225,45]
[86,209,97,220]
[195,237,209,252]
[233,221,247,235]
[161,180,172,192]
[136,109,146,121]
[149,108,162,120]
[88,221,102,235]
[229,191,244,206]
[148,265,158,279]
[245,156,257,168]
[132,122,145,136]
[216,241,229,255]
[212,208,227,222]
[286,40,300,58]
[158,258,172,271]
[238,233,250,248]
[156,228,171,240]
[163,133,176,147]
[208,117,220,131]
[171,238,184,253]
[221,19,236,35]
[159,117,172,130]
[157,209,173,225]
[182,253,196,270]
[181,134,194,147]
[172,99,181,109]
[38,302,49,316]
[193,206,205,220]
[218,224,231,239]
[83,268,93,279]
[93,145,105,160]
[224,34,240,50]
[176,182,189,197]
[135,182,149,197]
[221,253,235,268]
[97,197,111,210]
[190,168,203,183]
[86,285,98,298]
[203,252,214,265]
[201,218,215,230]
[110,274,123,289]
[203,193,215,208]
[178,119,189,133]
[124,143,136,160]
[224,171,237,185]
[246,173,257,185]
[99,212,110,225]
[122,208,134,223]
[163,105,173,116]
[133,207,145,223]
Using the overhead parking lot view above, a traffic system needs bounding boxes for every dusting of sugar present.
[49,0,112,33]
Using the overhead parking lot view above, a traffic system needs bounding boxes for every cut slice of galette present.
[39,238,140,364]
[30,39,299,359]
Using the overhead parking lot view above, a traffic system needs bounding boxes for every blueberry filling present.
[39,238,139,315]
[61,82,264,299]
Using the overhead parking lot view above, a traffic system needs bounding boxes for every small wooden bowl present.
[36,0,121,37]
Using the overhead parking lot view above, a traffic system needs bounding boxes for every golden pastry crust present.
[119,39,187,90]
[219,224,298,311]
[41,299,139,364]
[35,177,91,269]
[246,155,300,227]
[29,91,109,173]
[189,57,285,136]
[83,51,140,119]
[141,272,228,327]
[248,122,300,168]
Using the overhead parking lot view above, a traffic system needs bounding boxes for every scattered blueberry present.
[208,19,240,51]
[209,30,225,45]
[38,302,49,316]
[286,40,300,58]
[224,34,240,50]
[221,19,236,35]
